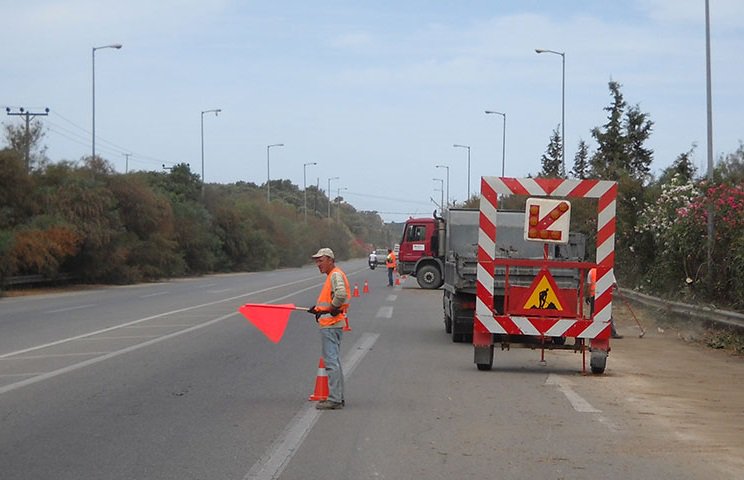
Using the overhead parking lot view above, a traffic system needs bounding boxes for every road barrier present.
[619,288,744,330]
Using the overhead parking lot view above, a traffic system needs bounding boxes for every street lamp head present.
[535,48,546,53]
[94,44,123,51]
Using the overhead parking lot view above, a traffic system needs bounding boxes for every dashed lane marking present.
[376,306,394,318]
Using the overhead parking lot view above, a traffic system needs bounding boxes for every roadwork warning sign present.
[522,269,564,312]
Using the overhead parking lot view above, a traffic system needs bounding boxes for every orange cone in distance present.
[363,280,369,294]
[395,275,400,286]
[353,283,360,297]
[308,357,329,401]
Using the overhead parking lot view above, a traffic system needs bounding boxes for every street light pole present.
[705,0,715,279]
[266,143,284,202]
[435,164,449,207]
[453,144,471,200]
[303,161,317,223]
[535,48,566,175]
[200,109,221,198]
[485,111,507,177]
[433,178,444,211]
[92,43,122,161]
[327,176,339,219]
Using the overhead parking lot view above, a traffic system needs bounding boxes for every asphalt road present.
[0,259,736,479]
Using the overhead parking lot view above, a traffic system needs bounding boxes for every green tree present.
[624,105,654,180]
[539,125,564,178]
[590,80,627,179]
[658,146,698,185]
[3,117,48,172]
[571,139,590,179]
[0,149,34,228]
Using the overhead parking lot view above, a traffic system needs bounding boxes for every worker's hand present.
[308,306,322,322]
[330,307,342,317]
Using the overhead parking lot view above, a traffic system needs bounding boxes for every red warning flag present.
[237,303,308,343]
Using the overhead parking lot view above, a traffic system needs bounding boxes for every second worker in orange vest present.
[308,247,350,410]
[386,248,397,287]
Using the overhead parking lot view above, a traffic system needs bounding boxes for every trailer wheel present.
[474,345,494,371]
[416,264,443,289]
[590,350,607,374]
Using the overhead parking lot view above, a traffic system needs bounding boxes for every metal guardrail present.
[618,287,744,329]
[2,273,76,287]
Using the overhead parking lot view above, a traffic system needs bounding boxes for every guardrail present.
[618,287,744,330]
[2,273,77,288]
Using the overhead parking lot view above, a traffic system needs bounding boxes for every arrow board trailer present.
[474,177,618,374]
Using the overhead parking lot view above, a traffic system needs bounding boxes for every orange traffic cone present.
[394,275,401,286]
[308,357,329,401]
[353,283,360,297]
[363,280,369,294]
[343,316,351,332]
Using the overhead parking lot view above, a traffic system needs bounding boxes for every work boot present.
[316,400,344,410]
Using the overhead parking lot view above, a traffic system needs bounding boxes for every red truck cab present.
[397,216,444,289]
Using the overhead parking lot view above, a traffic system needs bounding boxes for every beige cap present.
[311,247,335,259]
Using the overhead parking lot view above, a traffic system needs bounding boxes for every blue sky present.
[2,0,742,221]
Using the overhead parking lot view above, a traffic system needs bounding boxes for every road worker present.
[385,248,397,287]
[308,248,349,410]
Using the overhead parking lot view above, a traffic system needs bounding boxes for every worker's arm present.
[329,271,347,309]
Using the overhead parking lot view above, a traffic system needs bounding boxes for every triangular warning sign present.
[522,270,564,312]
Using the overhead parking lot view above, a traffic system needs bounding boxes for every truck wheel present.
[416,265,442,289]
[444,315,452,334]
[590,350,607,374]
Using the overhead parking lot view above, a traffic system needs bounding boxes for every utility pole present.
[5,107,49,172]
[123,153,131,173]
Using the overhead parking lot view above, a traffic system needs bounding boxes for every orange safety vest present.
[315,266,350,327]
[386,251,396,269]
[588,268,597,297]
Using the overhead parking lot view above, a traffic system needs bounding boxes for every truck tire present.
[444,315,452,334]
[590,350,607,374]
[416,264,443,289]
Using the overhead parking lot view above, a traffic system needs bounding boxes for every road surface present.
[1,259,741,479]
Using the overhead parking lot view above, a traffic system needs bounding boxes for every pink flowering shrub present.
[635,176,744,309]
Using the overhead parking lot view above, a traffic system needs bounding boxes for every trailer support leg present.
[539,335,546,366]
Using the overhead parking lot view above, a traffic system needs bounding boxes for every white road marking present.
[0,352,109,360]
[243,333,379,480]
[545,374,601,413]
[376,306,394,318]
[386,294,397,302]
[0,312,238,396]
[0,275,320,360]
[44,304,97,314]
[209,288,232,294]
[0,278,326,395]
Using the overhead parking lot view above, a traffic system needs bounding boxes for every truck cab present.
[397,215,444,289]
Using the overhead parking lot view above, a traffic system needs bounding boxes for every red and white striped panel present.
[475,177,618,337]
